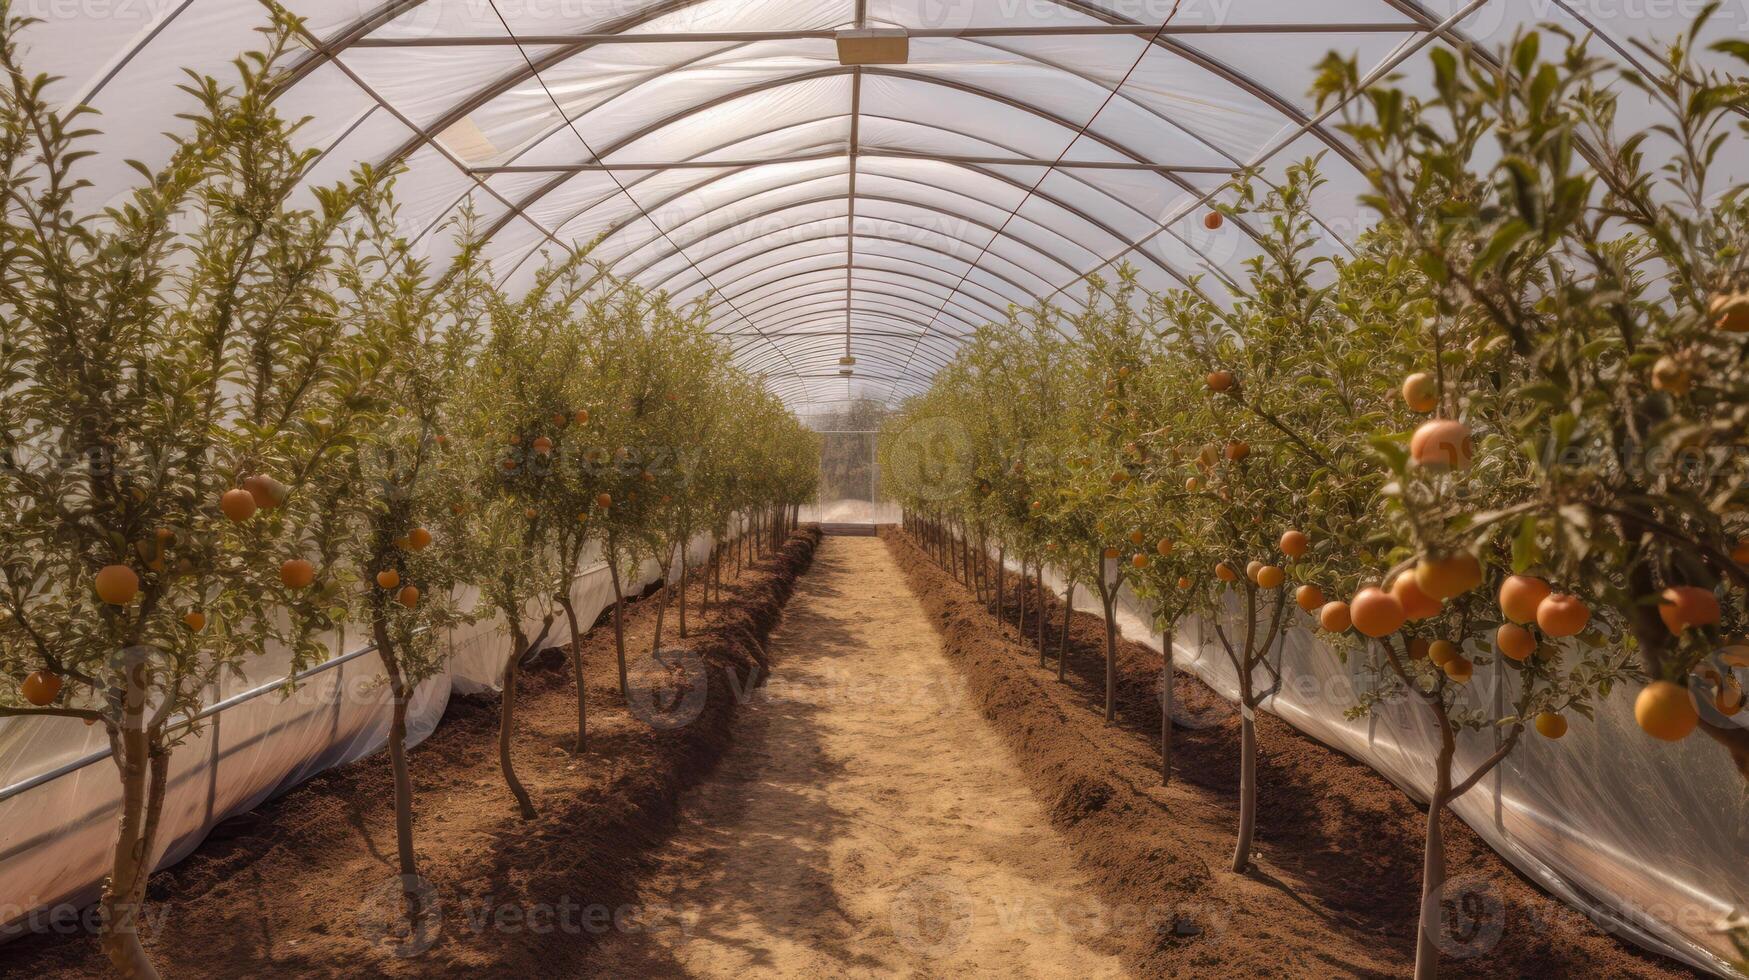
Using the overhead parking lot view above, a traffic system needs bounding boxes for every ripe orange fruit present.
[1351,587,1406,637]
[1319,600,1352,633]
[1711,292,1749,333]
[21,669,61,706]
[1225,441,1250,462]
[1415,552,1482,600]
[243,474,288,509]
[641,471,655,484]
[94,565,140,605]
[1442,656,1474,683]
[1203,211,1223,231]
[1206,371,1234,393]
[376,569,400,590]
[575,409,590,425]
[1177,576,1193,589]
[1280,530,1309,559]
[451,503,467,516]
[1295,585,1325,611]
[524,507,539,520]
[1184,477,1202,492]
[1499,575,1551,624]
[501,458,518,472]
[532,436,554,455]
[1215,562,1238,582]
[1256,565,1285,589]
[1410,419,1474,470]
[221,488,258,523]
[1497,623,1537,661]
[397,585,420,610]
[597,493,612,509]
[280,559,316,589]
[1535,712,1568,739]
[1401,372,1438,413]
[508,434,521,446]
[1103,547,1121,560]
[1030,500,1043,512]
[1658,586,1720,634]
[1156,538,1174,557]
[1429,639,1460,666]
[1129,530,1145,546]
[1131,553,1148,569]
[1391,573,1442,621]
[1634,681,1698,741]
[1246,560,1264,583]
[183,611,206,632]
[1732,538,1749,565]
[407,527,433,551]
[1536,594,1590,638]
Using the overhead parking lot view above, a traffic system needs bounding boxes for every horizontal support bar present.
[353,24,1423,46]
[472,149,1236,175]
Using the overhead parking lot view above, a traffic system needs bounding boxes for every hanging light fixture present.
[836,28,909,66]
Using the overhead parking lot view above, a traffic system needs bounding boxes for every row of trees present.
[0,10,818,978]
[881,17,1747,980]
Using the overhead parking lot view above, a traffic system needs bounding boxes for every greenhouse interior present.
[0,1,1747,978]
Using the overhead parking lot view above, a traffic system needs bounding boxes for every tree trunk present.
[100,651,160,980]
[1232,710,1256,872]
[679,547,689,639]
[499,622,538,820]
[608,558,629,698]
[1102,593,1118,723]
[559,596,587,754]
[995,545,1006,619]
[1036,567,1047,667]
[1161,623,1174,786]
[1416,744,1456,980]
[1058,581,1074,681]
[1019,560,1029,638]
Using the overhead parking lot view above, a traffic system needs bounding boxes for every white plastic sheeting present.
[0,533,717,939]
[1015,555,1748,977]
[18,0,1746,417]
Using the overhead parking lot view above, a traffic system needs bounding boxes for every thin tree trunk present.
[559,596,586,753]
[679,547,689,639]
[1058,581,1074,681]
[1036,566,1047,665]
[1019,559,1029,638]
[499,621,538,820]
[1102,592,1119,723]
[995,545,1006,618]
[100,651,160,980]
[1232,710,1256,872]
[608,558,629,698]
[1161,623,1174,786]
[1417,736,1457,979]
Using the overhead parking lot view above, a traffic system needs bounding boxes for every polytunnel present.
[3,1,1749,980]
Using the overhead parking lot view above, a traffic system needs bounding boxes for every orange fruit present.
[1634,681,1698,741]
[1351,587,1406,638]
[1129,530,1145,546]
[407,527,433,551]
[280,559,316,589]
[1658,586,1720,634]
[597,493,612,509]
[21,669,62,706]
[1319,600,1352,633]
[1256,565,1285,589]
[1415,552,1482,600]
[1225,441,1250,462]
[501,458,518,472]
[1215,562,1238,582]
[641,471,655,484]
[1203,211,1224,231]
[1131,554,1148,569]
[376,569,400,590]
[220,488,258,523]
[1391,573,1442,621]
[1177,576,1193,589]
[1499,575,1551,624]
[575,409,591,425]
[1535,712,1568,739]
[1732,539,1749,565]
[1651,356,1692,396]
[183,611,206,632]
[1497,623,1537,661]
[397,585,420,610]
[1401,372,1438,413]
[508,434,521,446]
[1279,530,1309,559]
[1030,500,1043,512]
[1246,560,1264,583]
[94,565,140,605]
[1156,538,1174,557]
[1295,585,1325,612]
[524,507,539,520]
[1206,371,1234,393]
[1711,292,1749,333]
[532,436,554,455]
[1184,477,1202,492]
[1536,594,1590,638]
[1442,656,1474,682]
[1410,419,1474,470]
[1104,547,1122,560]
[1429,639,1460,666]
[243,474,288,509]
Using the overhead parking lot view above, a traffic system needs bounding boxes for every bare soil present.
[584,535,1127,979]
[0,529,820,978]
[880,526,1698,980]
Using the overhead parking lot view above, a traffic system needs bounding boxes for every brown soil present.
[880,526,1699,980]
[584,535,1127,978]
[0,528,820,978]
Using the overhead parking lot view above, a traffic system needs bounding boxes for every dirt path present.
[587,536,1128,979]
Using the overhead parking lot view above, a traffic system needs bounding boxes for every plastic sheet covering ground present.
[0,531,720,941]
[1008,552,1748,977]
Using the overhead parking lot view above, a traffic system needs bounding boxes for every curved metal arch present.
[732,270,1005,331]
[740,287,985,336]
[741,292,982,340]
[662,226,1047,320]
[654,201,1077,301]
[748,302,975,344]
[717,261,1012,325]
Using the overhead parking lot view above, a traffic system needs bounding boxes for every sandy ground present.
[587,536,1127,979]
